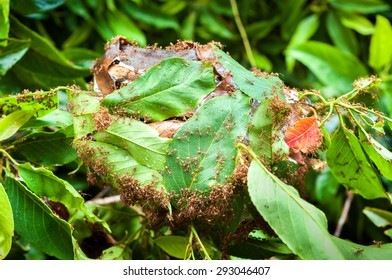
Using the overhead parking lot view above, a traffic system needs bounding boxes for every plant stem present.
[334,191,354,237]
[86,195,121,204]
[185,230,194,260]
[190,224,211,260]
[0,149,19,166]
[230,0,256,68]
[339,101,392,123]
[335,107,347,130]
[319,102,335,127]
[299,90,329,105]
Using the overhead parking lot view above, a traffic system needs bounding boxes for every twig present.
[92,185,111,200]
[230,0,256,67]
[86,195,121,205]
[334,191,354,237]
[86,195,145,217]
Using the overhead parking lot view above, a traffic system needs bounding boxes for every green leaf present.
[286,14,319,72]
[121,2,179,30]
[64,0,90,20]
[246,18,280,42]
[0,69,23,94]
[12,50,87,89]
[199,11,237,40]
[18,163,84,209]
[249,97,289,164]
[9,16,89,89]
[3,176,74,260]
[314,168,343,222]
[247,159,344,259]
[0,39,30,75]
[280,0,307,40]
[0,0,9,45]
[385,229,392,239]
[369,15,392,70]
[214,48,285,101]
[22,109,73,129]
[164,93,250,194]
[315,168,340,201]
[332,236,392,260]
[229,231,293,259]
[0,110,33,142]
[338,12,374,35]
[363,207,392,227]
[94,117,170,171]
[105,11,146,47]
[180,11,196,40]
[249,231,293,255]
[68,91,100,138]
[0,183,14,260]
[11,0,64,15]
[74,139,163,188]
[0,90,58,117]
[91,203,141,241]
[154,236,189,259]
[326,126,387,200]
[10,16,89,74]
[358,128,392,180]
[15,125,77,165]
[100,245,132,260]
[17,163,108,229]
[287,41,367,92]
[253,50,272,72]
[62,23,93,49]
[329,0,390,13]
[326,12,358,56]
[102,57,216,122]
[63,47,100,69]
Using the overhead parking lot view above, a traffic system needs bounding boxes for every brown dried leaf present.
[148,120,184,138]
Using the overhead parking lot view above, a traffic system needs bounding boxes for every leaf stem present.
[319,102,335,127]
[338,101,392,123]
[236,143,274,178]
[185,230,194,260]
[190,224,211,260]
[299,90,329,105]
[230,0,256,67]
[335,107,347,130]
[0,149,19,166]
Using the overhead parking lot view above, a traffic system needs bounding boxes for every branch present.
[334,191,354,237]
[86,195,145,217]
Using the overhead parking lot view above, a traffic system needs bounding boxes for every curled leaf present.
[284,117,322,153]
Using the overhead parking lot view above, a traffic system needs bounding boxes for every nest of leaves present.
[71,37,324,234]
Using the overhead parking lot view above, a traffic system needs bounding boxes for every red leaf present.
[284,117,322,153]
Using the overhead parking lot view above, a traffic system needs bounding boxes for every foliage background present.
[1,0,392,259]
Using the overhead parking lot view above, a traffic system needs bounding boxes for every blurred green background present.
[1,0,392,246]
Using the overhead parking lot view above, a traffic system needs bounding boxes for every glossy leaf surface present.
[4,177,74,260]
[102,57,216,122]
[94,117,170,171]
[326,127,387,199]
[247,159,344,260]
[0,110,33,141]
[0,183,13,260]
[214,48,285,101]
[164,93,250,193]
[287,41,367,92]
